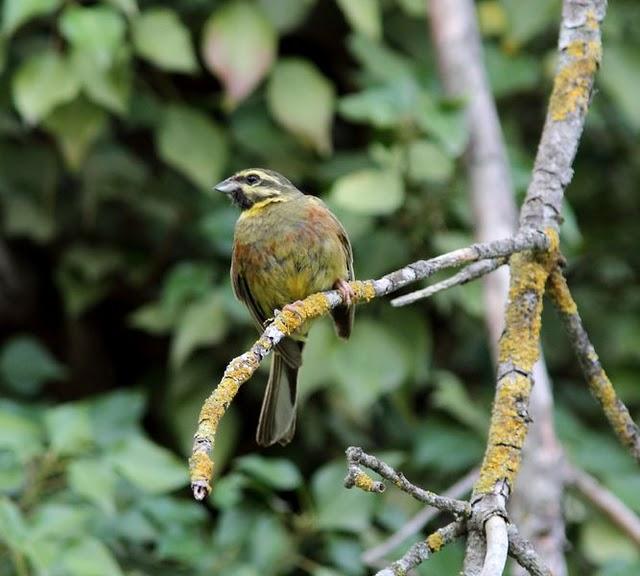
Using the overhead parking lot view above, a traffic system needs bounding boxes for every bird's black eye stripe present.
[246,174,260,186]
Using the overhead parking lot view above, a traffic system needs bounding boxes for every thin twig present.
[345,447,470,516]
[375,520,466,576]
[566,464,640,546]
[548,269,640,464]
[391,258,506,307]
[507,524,553,576]
[479,516,509,576]
[189,231,549,499]
[362,468,478,566]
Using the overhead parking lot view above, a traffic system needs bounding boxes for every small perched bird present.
[215,168,355,446]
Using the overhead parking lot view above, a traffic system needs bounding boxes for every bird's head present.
[214,168,301,210]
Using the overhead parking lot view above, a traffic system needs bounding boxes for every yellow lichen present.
[550,39,602,121]
[475,373,531,494]
[352,280,376,302]
[497,252,547,372]
[426,531,445,552]
[547,269,577,315]
[188,451,213,490]
[353,471,379,492]
[585,9,599,31]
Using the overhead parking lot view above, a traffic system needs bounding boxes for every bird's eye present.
[246,174,260,186]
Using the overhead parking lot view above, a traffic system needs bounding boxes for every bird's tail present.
[256,340,304,446]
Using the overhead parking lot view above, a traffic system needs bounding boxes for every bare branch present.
[548,269,640,463]
[567,465,640,546]
[375,520,466,576]
[189,231,549,499]
[391,258,506,307]
[479,516,509,576]
[507,524,553,576]
[362,468,478,566]
[345,447,470,516]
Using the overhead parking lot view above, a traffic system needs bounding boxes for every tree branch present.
[566,464,640,546]
[391,258,506,307]
[547,268,640,463]
[479,516,509,576]
[362,468,478,566]
[375,520,466,576]
[507,524,553,576]
[344,447,470,516]
[189,231,549,499]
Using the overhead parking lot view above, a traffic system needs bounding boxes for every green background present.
[0,0,639,574]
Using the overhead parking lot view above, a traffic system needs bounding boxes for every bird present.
[215,168,355,447]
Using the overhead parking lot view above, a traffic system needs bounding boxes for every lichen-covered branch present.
[548,269,640,463]
[391,258,505,307]
[344,447,471,516]
[189,232,548,499]
[472,0,606,505]
[375,520,466,576]
[362,468,478,567]
[507,524,553,576]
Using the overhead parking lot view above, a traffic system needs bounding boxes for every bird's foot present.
[333,279,355,307]
[281,301,306,322]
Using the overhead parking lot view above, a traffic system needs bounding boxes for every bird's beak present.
[213,177,237,195]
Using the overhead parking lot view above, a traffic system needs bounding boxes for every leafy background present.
[0,0,639,574]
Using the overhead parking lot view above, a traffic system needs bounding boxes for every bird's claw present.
[281,301,306,322]
[334,279,355,307]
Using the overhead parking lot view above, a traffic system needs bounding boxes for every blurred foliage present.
[0,0,639,574]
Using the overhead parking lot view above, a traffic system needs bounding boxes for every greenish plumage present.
[215,168,354,446]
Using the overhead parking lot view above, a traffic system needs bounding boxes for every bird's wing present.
[232,265,303,368]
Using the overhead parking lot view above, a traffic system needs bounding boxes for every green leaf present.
[60,5,126,69]
[89,390,145,447]
[56,245,125,316]
[581,517,639,566]
[395,0,426,17]
[133,8,197,73]
[44,403,93,456]
[0,402,44,458]
[68,458,117,514]
[0,450,25,493]
[339,80,419,129]
[331,319,409,413]
[484,44,540,98]
[329,168,404,215]
[267,58,335,155]
[110,434,188,494]
[0,336,66,395]
[249,514,295,573]
[2,0,61,34]
[407,139,454,183]
[106,0,138,17]
[62,537,124,576]
[312,461,377,532]
[235,455,302,490]
[71,47,132,114]
[413,420,484,473]
[157,105,228,190]
[599,44,640,130]
[336,0,381,40]
[501,0,560,46]
[432,370,489,435]
[12,50,80,124]
[44,97,107,171]
[170,291,228,367]
[2,195,56,243]
[258,0,315,33]
[416,95,469,157]
[202,2,276,107]
[0,497,28,550]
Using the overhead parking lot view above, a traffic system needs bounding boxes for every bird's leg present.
[333,278,354,307]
